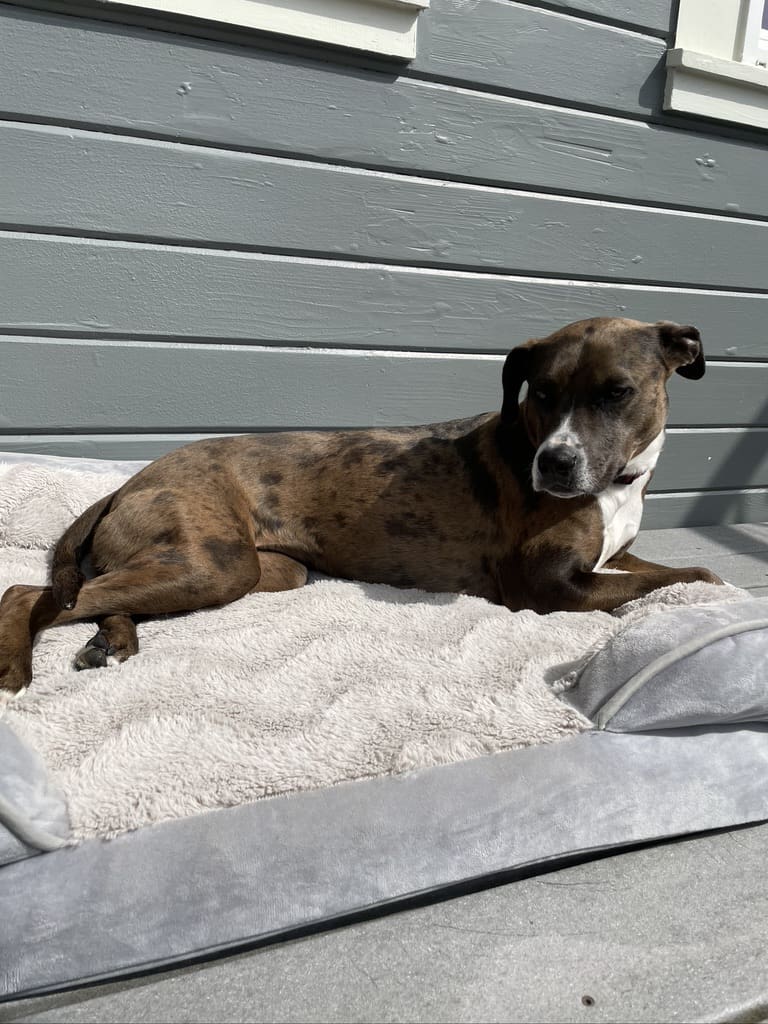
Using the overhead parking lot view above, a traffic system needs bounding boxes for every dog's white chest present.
[594,431,665,571]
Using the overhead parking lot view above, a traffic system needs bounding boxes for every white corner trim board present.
[95,0,430,59]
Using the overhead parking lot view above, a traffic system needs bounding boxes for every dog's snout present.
[538,445,578,479]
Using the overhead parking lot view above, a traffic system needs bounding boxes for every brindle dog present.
[0,317,722,700]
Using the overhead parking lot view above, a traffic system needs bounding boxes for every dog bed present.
[1,452,767,1000]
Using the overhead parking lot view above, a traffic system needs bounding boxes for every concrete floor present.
[2,523,767,1024]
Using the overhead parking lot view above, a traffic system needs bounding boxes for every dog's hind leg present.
[72,554,305,671]
[251,551,308,593]
[0,550,261,696]
[0,584,39,704]
[74,614,139,671]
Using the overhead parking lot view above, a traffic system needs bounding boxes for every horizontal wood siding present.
[2,236,767,359]
[0,0,766,529]
[413,1,667,115]
[4,124,768,289]
[2,339,766,431]
[2,6,767,216]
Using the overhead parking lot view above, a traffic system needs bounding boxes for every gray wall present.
[0,0,766,527]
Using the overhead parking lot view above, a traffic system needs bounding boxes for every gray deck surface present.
[2,523,767,1024]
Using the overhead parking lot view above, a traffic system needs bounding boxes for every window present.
[740,0,768,65]
[665,0,768,129]
[92,0,429,60]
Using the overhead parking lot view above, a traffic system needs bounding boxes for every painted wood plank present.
[632,547,768,586]
[0,338,765,431]
[666,368,768,428]
[633,522,768,560]
[653,430,768,491]
[0,340,506,431]
[414,0,666,114]
[2,430,765,492]
[632,522,768,587]
[552,0,671,34]
[1,235,767,359]
[1,6,767,216]
[5,123,768,290]
[644,490,768,529]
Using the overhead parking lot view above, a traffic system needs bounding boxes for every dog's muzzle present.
[534,444,584,497]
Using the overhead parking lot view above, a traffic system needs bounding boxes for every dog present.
[0,316,723,701]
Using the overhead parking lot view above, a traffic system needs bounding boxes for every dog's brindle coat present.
[0,318,722,697]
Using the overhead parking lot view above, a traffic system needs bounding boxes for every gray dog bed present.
[1,453,767,1001]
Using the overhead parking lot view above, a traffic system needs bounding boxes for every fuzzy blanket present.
[0,459,743,841]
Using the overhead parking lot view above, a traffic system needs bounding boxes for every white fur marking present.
[547,411,581,449]
[0,687,26,715]
[533,411,589,492]
[594,430,665,572]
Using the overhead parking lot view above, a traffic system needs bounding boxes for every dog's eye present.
[605,386,633,402]
[532,386,555,404]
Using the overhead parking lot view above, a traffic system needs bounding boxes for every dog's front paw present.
[0,685,27,716]
[0,649,32,704]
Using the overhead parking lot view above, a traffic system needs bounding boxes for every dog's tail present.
[51,492,116,609]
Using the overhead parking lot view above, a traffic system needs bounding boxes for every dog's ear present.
[501,345,533,423]
[655,321,705,379]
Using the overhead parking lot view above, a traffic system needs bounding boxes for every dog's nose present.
[538,445,578,480]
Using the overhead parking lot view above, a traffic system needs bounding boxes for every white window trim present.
[665,0,768,129]
[93,0,429,60]
[740,0,768,64]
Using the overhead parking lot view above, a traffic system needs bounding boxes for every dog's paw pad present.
[74,645,109,671]
[87,631,110,652]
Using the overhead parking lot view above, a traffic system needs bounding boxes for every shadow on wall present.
[688,391,768,559]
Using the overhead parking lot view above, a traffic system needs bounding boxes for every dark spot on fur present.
[210,462,223,472]
[342,447,365,468]
[385,512,433,539]
[153,528,180,546]
[207,440,232,456]
[260,471,283,487]
[454,432,499,514]
[303,515,320,531]
[334,512,348,528]
[263,490,281,510]
[203,537,249,571]
[151,490,175,507]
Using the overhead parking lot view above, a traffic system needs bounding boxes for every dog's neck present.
[613,430,666,486]
[594,430,665,571]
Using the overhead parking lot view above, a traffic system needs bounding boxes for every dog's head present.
[500,317,705,498]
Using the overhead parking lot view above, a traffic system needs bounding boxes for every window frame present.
[89,0,429,60]
[739,0,768,65]
[665,0,768,129]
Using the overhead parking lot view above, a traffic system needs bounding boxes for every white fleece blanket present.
[0,459,743,841]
